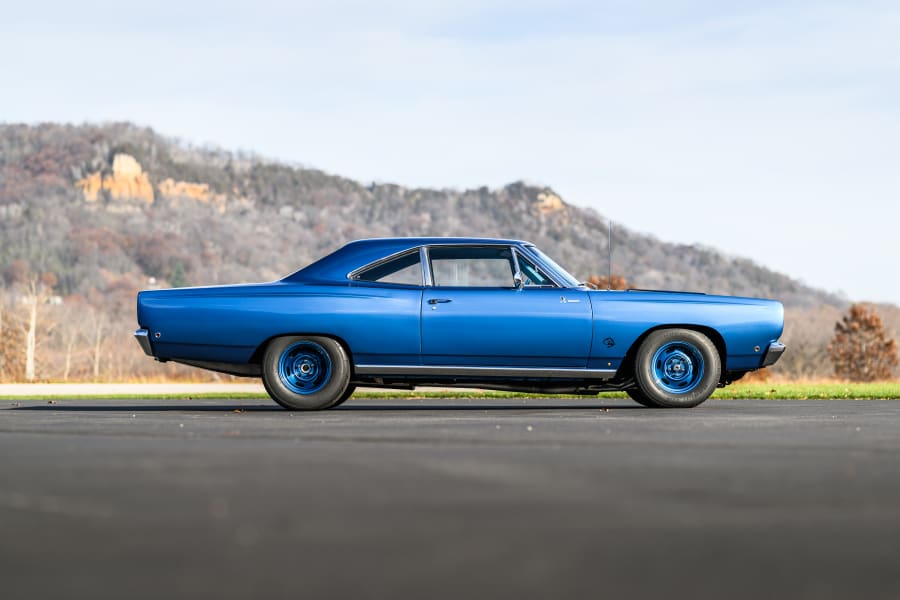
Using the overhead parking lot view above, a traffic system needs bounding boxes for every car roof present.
[284,237,531,283]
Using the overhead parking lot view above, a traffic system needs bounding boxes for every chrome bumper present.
[134,328,153,356]
[761,341,786,367]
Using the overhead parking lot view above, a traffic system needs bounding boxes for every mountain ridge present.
[0,122,845,308]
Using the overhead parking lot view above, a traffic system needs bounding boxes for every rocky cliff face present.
[158,178,227,212]
[75,152,232,213]
[76,153,155,204]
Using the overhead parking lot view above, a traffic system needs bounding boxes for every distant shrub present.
[586,274,630,290]
[828,304,898,381]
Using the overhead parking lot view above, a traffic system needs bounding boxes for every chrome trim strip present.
[354,365,617,380]
[511,247,523,286]
[134,328,153,356]
[346,247,423,283]
[347,242,584,288]
[346,242,574,289]
[420,246,433,286]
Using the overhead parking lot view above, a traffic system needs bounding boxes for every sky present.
[2,0,899,303]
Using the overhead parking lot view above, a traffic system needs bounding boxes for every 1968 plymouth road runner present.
[135,237,785,409]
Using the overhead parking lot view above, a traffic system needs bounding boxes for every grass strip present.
[0,383,898,401]
[712,382,900,400]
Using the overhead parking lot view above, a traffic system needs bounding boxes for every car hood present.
[586,289,781,307]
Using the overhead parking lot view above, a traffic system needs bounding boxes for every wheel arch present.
[249,333,355,369]
[619,324,727,385]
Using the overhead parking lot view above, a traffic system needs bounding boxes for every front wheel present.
[626,388,660,408]
[329,385,356,408]
[633,329,720,408]
[262,336,351,410]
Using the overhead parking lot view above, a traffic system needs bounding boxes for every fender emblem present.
[603,337,616,348]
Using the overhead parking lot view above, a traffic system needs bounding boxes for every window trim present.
[347,248,425,287]
[348,243,570,289]
[426,244,521,289]
[512,247,559,288]
[420,246,433,286]
[520,245,579,288]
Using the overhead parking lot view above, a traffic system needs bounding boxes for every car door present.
[421,245,592,367]
[346,249,425,366]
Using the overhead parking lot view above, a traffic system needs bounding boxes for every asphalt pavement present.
[2,397,899,600]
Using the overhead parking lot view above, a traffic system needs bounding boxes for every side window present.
[354,251,423,285]
[429,246,516,287]
[516,253,556,288]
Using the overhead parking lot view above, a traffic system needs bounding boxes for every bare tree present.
[23,280,39,381]
[57,308,83,381]
[87,307,107,380]
[0,294,6,378]
[20,273,57,382]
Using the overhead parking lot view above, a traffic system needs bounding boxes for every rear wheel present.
[262,336,351,410]
[633,329,720,408]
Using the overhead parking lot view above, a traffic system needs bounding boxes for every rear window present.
[354,251,423,286]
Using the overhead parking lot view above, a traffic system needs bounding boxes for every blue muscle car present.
[134,237,785,409]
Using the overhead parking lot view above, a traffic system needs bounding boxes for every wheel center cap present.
[664,353,691,381]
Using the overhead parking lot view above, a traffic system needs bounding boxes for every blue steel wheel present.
[262,336,351,411]
[633,329,720,408]
[277,341,333,394]
[650,341,705,394]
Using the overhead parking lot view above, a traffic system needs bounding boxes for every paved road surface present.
[2,397,899,600]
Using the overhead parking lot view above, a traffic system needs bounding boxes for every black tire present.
[633,329,720,408]
[626,388,662,408]
[262,336,351,411]
[328,385,356,408]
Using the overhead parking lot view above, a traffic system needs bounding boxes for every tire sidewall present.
[263,335,351,410]
[626,388,661,408]
[328,385,356,409]
[634,329,720,408]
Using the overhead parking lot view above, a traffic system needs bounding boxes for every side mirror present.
[513,272,525,289]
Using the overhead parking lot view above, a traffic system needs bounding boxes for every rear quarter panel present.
[137,282,422,365]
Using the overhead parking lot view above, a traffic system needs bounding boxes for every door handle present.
[428,298,452,304]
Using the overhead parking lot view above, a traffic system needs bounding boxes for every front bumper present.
[134,328,153,356]
[761,341,786,367]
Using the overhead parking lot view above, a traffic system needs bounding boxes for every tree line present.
[0,269,895,382]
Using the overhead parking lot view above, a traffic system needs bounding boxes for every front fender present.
[587,291,784,372]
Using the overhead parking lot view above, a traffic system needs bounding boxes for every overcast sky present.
[3,0,899,303]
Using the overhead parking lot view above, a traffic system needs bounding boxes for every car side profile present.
[134,237,785,409]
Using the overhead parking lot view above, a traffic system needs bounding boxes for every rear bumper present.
[134,328,153,356]
[761,341,786,367]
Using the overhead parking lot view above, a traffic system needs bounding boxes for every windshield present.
[524,245,582,288]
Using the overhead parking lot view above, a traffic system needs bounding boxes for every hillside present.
[0,122,842,308]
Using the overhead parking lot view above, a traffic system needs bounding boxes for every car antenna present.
[607,219,612,291]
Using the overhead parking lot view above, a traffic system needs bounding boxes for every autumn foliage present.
[828,304,899,381]
[586,274,630,290]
